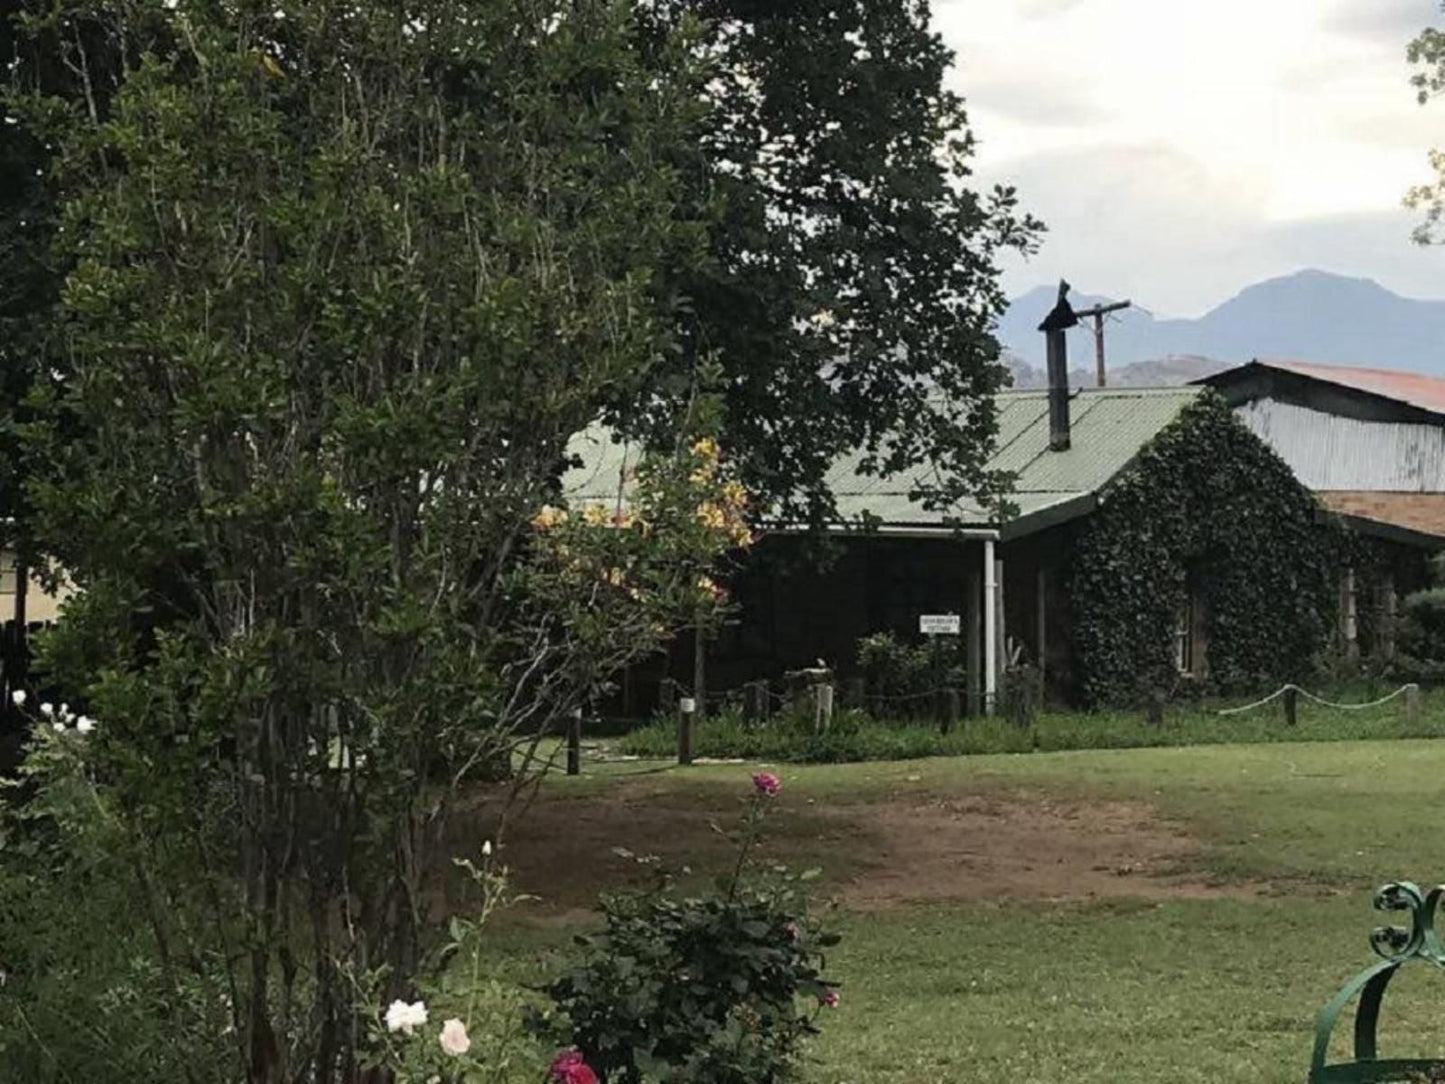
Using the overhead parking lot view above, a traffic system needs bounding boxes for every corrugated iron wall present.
[1236,398,1445,492]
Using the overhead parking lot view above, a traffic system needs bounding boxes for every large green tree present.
[624,0,1042,526]
[3,1,738,1080]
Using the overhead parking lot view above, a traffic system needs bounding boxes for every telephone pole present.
[1072,299,1132,387]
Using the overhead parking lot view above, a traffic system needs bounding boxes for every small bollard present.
[814,683,835,733]
[1405,683,1421,725]
[942,688,961,735]
[678,696,696,765]
[566,708,582,776]
[1283,686,1299,727]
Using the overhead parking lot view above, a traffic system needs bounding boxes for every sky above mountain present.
[932,0,1445,316]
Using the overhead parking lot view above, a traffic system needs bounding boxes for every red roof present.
[1258,359,1445,416]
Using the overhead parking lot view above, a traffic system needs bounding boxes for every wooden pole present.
[693,614,707,721]
[1405,683,1421,725]
[943,688,960,735]
[566,708,582,776]
[678,696,696,765]
[813,683,834,733]
[1283,686,1299,727]
[1073,300,1131,388]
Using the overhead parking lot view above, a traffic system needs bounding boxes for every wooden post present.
[693,617,708,720]
[1283,686,1299,727]
[678,696,696,765]
[1145,690,1164,728]
[1405,683,1421,725]
[813,683,834,733]
[942,688,961,735]
[566,708,582,776]
[743,681,763,724]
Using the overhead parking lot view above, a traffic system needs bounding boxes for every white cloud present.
[935,0,1445,311]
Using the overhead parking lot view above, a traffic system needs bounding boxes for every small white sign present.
[919,613,961,636]
[678,697,697,714]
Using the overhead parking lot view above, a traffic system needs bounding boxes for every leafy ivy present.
[1070,392,1343,707]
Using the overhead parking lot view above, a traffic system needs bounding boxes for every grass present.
[615,687,1445,763]
[489,739,1445,1082]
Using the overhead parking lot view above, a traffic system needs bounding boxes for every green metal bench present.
[1312,882,1445,1082]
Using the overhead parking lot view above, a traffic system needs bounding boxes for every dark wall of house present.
[620,535,977,717]
[1000,521,1082,703]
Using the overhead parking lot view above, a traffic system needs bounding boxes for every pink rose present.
[550,1049,599,1084]
[783,922,800,940]
[439,1018,470,1056]
[752,771,782,796]
[821,990,840,1009]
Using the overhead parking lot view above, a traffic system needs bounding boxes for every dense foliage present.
[540,778,838,1084]
[2,1,744,1079]
[1070,392,1342,707]
[620,0,1042,527]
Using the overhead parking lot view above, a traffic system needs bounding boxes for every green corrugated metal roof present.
[565,386,1202,538]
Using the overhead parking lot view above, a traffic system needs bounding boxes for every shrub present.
[538,776,839,1083]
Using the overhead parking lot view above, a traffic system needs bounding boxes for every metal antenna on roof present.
[1073,298,1132,387]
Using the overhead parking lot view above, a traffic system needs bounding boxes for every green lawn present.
[490,740,1445,1082]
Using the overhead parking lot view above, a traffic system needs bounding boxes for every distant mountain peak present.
[997,270,1445,377]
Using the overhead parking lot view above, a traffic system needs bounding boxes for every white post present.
[984,538,998,715]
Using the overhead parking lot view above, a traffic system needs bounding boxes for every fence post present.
[743,681,762,725]
[1405,683,1421,725]
[566,708,582,776]
[813,684,835,733]
[1145,690,1164,728]
[678,697,696,765]
[943,688,961,735]
[1283,686,1299,727]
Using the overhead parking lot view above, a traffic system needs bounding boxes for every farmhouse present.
[572,378,1342,712]
[1200,359,1445,659]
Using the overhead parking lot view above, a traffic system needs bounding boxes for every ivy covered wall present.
[1070,391,1344,706]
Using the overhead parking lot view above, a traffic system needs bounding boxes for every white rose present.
[384,999,427,1035]
[11,690,25,707]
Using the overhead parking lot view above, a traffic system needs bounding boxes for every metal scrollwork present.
[1311,881,1445,1082]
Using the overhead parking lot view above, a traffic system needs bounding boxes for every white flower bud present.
[11,690,25,707]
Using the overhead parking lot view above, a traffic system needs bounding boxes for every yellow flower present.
[612,509,637,529]
[532,505,568,530]
[603,567,627,587]
[730,523,755,547]
[696,502,727,530]
[691,436,719,462]
[697,575,727,601]
[721,480,748,509]
[583,503,611,527]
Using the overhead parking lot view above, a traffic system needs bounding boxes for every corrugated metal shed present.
[1259,359,1445,417]
[566,386,1202,539]
[1234,398,1445,492]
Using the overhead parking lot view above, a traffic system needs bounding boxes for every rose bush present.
[535,776,839,1083]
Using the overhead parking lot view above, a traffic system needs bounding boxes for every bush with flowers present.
[534,773,840,1084]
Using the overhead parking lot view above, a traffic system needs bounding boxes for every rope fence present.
[1216,683,1419,718]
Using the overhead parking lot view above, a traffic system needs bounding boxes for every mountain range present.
[997,269,1445,388]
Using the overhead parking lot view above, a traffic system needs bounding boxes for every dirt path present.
[466,780,1266,915]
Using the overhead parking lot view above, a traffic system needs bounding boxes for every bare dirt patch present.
[470,781,1265,916]
[832,790,1255,907]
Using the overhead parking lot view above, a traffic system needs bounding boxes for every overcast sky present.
[934,0,1445,315]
